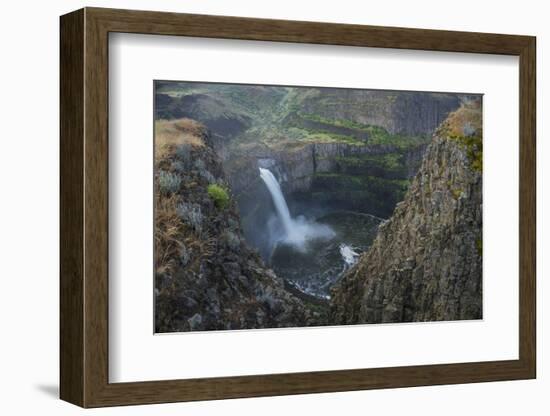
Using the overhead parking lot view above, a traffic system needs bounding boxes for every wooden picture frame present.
[60,7,536,408]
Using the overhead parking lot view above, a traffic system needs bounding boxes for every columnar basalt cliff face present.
[227,142,424,196]
[154,119,315,332]
[299,90,463,136]
[330,104,483,324]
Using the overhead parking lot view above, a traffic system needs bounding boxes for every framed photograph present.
[60,7,536,407]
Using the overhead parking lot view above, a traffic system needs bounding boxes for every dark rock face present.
[300,90,462,136]
[154,120,315,332]
[330,106,483,324]
[228,142,399,195]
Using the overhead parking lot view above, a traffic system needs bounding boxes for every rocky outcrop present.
[330,104,483,323]
[154,119,316,332]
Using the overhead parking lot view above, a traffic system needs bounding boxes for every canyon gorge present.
[154,82,482,332]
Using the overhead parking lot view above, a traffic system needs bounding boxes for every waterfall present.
[259,167,335,249]
[259,168,294,238]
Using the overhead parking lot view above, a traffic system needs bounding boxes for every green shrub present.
[207,184,230,209]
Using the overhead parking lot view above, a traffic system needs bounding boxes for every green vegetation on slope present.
[336,153,406,175]
[449,134,482,172]
[207,184,230,209]
[286,112,430,149]
[438,102,483,172]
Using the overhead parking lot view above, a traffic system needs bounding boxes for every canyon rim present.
[153,81,483,333]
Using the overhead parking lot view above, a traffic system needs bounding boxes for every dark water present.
[270,211,382,299]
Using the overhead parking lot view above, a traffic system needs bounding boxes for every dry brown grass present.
[154,118,220,277]
[439,103,482,137]
[437,102,483,172]
[155,118,206,161]
[155,191,217,277]
[155,193,185,277]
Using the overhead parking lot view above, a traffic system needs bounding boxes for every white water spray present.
[259,167,334,249]
[339,243,360,266]
[259,168,294,238]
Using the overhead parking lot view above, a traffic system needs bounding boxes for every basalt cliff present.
[330,104,483,323]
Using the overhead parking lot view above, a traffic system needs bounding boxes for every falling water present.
[257,167,378,298]
[259,168,294,238]
[259,167,335,249]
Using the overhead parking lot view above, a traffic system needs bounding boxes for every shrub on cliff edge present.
[207,184,230,209]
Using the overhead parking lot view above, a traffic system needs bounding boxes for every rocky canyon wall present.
[330,104,483,323]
